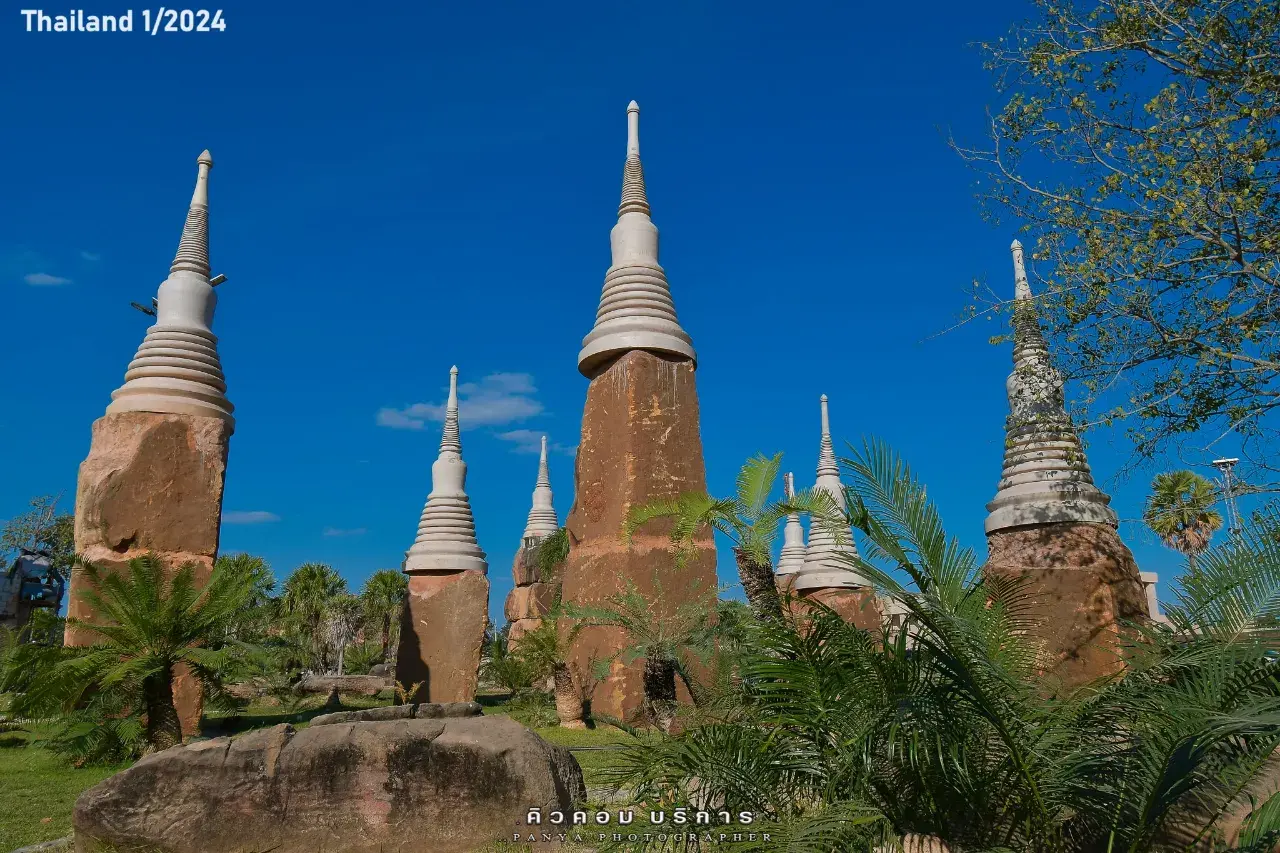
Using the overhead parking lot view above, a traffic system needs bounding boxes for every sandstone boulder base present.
[508,618,542,644]
[796,587,883,632]
[561,350,717,722]
[511,546,541,586]
[985,522,1147,689]
[396,570,488,702]
[67,411,231,738]
[505,582,557,622]
[73,716,586,853]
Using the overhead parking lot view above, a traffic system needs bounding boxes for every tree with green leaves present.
[279,562,346,669]
[212,553,276,641]
[955,0,1280,475]
[603,441,1280,851]
[2,555,254,753]
[1144,469,1224,569]
[360,569,407,662]
[322,593,365,675]
[623,453,841,622]
[1,494,75,583]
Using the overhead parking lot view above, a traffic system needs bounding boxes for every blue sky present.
[0,0,1248,624]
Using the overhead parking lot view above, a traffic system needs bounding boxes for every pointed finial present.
[1011,239,1032,301]
[820,394,830,436]
[627,100,640,157]
[618,100,650,217]
[170,150,213,277]
[784,471,795,499]
[440,366,461,454]
[537,435,550,486]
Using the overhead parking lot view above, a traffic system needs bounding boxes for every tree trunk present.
[336,641,346,676]
[734,548,782,621]
[143,667,183,751]
[641,656,678,733]
[380,614,391,660]
[553,662,586,729]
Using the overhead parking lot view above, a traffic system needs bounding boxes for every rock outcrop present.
[73,715,585,853]
[396,570,489,702]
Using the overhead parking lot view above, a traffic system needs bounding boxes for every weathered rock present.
[66,411,232,739]
[72,716,586,853]
[395,570,488,703]
[413,701,483,719]
[295,674,390,697]
[561,350,718,723]
[511,546,541,586]
[504,582,557,622]
[985,522,1147,689]
[310,704,416,726]
[795,587,883,632]
[508,618,543,644]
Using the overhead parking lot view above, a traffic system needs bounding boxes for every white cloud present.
[80,251,101,262]
[496,429,577,456]
[24,272,72,286]
[378,372,544,431]
[323,526,367,537]
[221,510,281,525]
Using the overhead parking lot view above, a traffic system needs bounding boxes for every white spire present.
[521,435,559,545]
[985,241,1118,533]
[793,395,868,591]
[107,150,234,426]
[404,366,488,574]
[577,101,696,375]
[776,471,807,576]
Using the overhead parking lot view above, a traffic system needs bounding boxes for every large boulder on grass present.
[72,715,585,853]
[294,673,390,696]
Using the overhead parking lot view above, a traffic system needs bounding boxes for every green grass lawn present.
[0,692,632,851]
[0,732,126,851]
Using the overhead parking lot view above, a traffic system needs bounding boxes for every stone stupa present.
[983,240,1147,688]
[395,366,490,702]
[789,395,881,630]
[505,436,561,643]
[559,101,718,722]
[775,472,808,585]
[66,151,233,737]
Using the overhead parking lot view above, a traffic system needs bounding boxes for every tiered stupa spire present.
[107,150,234,426]
[577,101,696,375]
[776,472,807,576]
[521,436,560,545]
[793,395,867,591]
[404,367,488,573]
[984,241,1118,533]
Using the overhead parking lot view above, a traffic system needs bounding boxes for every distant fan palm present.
[1144,470,1223,569]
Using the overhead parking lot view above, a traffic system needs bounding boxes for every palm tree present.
[4,555,254,752]
[1144,469,1223,570]
[322,594,365,675]
[623,453,842,621]
[360,569,407,661]
[509,613,595,728]
[602,442,1280,851]
[279,563,346,666]
[212,553,275,640]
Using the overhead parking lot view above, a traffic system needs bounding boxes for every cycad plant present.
[623,453,842,621]
[1144,470,1224,571]
[2,554,254,754]
[562,574,717,732]
[601,440,1280,852]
